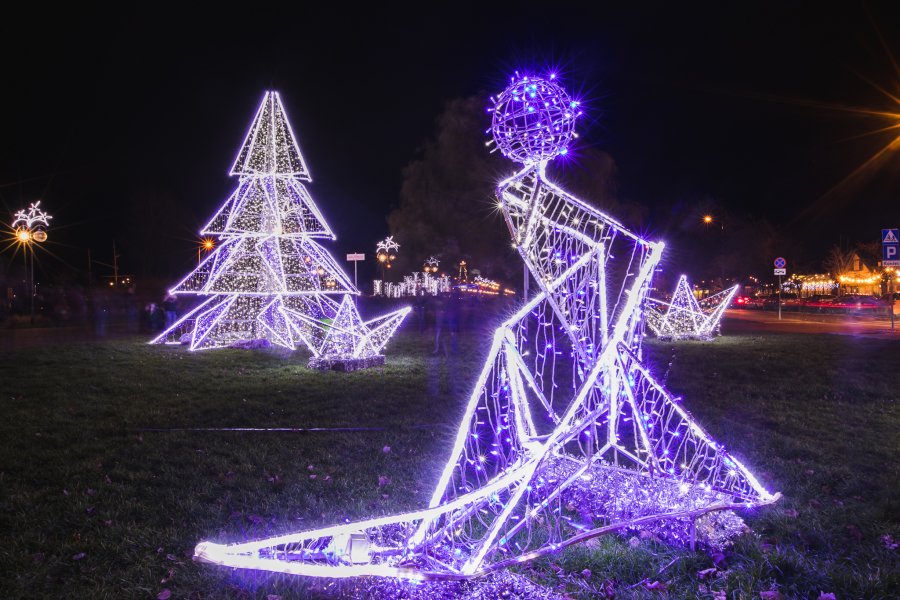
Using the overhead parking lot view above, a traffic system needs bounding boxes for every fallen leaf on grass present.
[881,534,898,550]
[161,568,175,584]
[783,508,799,518]
[307,464,315,471]
[581,568,592,579]
[697,567,716,579]
[378,475,391,486]
[157,589,171,600]
[72,552,86,561]
[382,445,391,454]
[808,499,822,509]
[712,592,726,600]
[817,593,836,600]
[710,551,726,566]
[166,553,178,561]
[31,552,45,564]
[628,537,640,548]
[644,580,667,591]
[759,591,782,600]
[309,474,317,480]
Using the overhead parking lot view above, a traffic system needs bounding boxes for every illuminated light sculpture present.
[151,92,408,362]
[194,75,777,580]
[645,275,739,340]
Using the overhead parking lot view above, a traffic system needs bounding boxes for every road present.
[722,309,899,339]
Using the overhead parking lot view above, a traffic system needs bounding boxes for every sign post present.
[883,229,899,333]
[346,253,365,291]
[774,257,787,321]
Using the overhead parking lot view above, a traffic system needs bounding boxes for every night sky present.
[3,2,899,285]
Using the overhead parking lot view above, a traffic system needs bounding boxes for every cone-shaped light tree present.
[152,91,408,360]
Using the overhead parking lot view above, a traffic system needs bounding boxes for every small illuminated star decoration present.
[12,201,53,230]
[194,74,777,580]
[376,236,400,254]
[150,91,408,356]
[423,256,439,272]
[645,275,739,340]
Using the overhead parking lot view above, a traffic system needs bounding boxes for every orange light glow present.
[16,228,32,243]
[703,215,713,224]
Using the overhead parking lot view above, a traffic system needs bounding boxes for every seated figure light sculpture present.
[150,91,408,365]
[194,75,778,580]
[645,275,739,340]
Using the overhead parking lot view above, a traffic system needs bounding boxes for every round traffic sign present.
[774,257,786,269]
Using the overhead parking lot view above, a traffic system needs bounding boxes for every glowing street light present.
[423,256,439,273]
[703,214,713,225]
[11,201,52,325]
[198,237,216,265]
[376,236,399,281]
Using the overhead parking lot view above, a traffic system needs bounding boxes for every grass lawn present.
[0,325,897,599]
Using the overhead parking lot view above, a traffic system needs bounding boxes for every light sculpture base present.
[308,354,385,372]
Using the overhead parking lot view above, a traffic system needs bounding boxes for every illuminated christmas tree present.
[152,91,408,362]
[645,275,738,340]
[193,76,776,580]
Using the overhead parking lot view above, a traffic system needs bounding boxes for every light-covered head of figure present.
[490,73,581,165]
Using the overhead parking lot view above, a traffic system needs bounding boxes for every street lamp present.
[11,201,52,325]
[703,214,713,225]
[376,236,399,281]
[198,237,216,265]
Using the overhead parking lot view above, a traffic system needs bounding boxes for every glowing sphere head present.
[491,74,579,165]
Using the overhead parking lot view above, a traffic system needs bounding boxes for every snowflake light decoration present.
[12,201,52,230]
[151,92,408,356]
[194,75,777,580]
[645,275,739,340]
[376,236,400,254]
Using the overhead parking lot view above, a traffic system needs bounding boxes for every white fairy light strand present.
[194,75,777,580]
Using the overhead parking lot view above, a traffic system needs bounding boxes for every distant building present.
[837,253,881,295]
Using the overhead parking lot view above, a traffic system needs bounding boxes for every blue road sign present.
[774,257,786,269]
[884,229,900,266]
